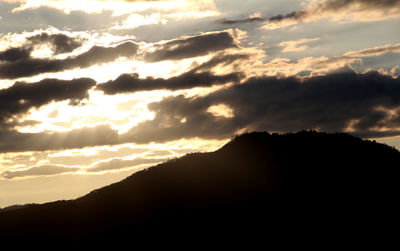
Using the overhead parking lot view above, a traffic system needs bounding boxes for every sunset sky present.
[0,0,399,208]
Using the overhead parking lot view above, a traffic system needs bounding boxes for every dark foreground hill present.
[0,131,399,242]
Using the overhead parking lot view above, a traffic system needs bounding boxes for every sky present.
[0,0,399,208]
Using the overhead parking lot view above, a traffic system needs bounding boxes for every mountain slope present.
[0,131,398,241]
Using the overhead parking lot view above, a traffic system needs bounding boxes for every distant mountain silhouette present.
[0,131,398,243]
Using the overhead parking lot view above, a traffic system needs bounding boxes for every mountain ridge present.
[0,130,398,241]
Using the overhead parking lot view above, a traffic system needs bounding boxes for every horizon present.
[0,0,400,208]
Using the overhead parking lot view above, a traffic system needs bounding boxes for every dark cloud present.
[0,42,138,79]
[0,47,32,62]
[96,71,242,94]
[97,52,247,94]
[218,16,266,25]
[220,0,400,27]
[0,32,83,63]
[26,32,84,55]
[123,70,400,143]
[218,11,306,25]
[144,31,238,62]
[0,78,95,126]
[268,10,307,22]
[190,53,250,72]
[268,0,400,25]
[314,0,400,12]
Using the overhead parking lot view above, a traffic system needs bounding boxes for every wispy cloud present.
[0,156,167,179]
[1,164,80,179]
[97,71,242,94]
[343,43,400,58]
[263,0,400,29]
[278,37,320,53]
[219,0,400,29]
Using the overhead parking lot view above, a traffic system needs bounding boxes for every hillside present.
[0,131,398,241]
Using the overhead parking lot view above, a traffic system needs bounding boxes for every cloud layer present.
[2,69,399,153]
[144,30,239,62]
[0,41,138,79]
[97,71,241,94]
[125,69,400,143]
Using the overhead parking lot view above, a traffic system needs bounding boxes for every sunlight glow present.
[16,89,165,134]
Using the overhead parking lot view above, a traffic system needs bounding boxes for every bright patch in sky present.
[207,104,234,118]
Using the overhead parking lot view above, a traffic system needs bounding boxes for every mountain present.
[0,131,398,243]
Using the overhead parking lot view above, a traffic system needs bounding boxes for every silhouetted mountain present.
[0,131,398,243]
[0,203,37,212]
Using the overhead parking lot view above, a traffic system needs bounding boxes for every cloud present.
[0,156,168,179]
[0,41,138,79]
[0,2,125,33]
[254,55,359,77]
[26,32,84,55]
[189,53,250,72]
[123,69,400,143]
[218,16,266,25]
[1,164,80,179]
[253,43,400,77]
[263,0,400,29]
[7,0,217,18]
[144,30,239,62]
[0,47,32,62]
[218,11,305,26]
[343,43,400,58]
[278,37,320,53]
[97,46,251,94]
[220,0,400,29]
[96,70,242,94]
[0,32,83,63]
[3,70,400,152]
[0,77,95,126]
